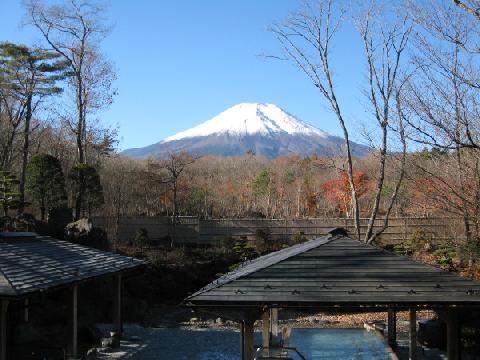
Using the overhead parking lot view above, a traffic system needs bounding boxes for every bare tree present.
[269,0,361,239]
[270,0,411,242]
[403,0,480,241]
[148,151,197,247]
[25,0,113,163]
[453,0,480,21]
[357,5,412,243]
[25,0,116,219]
[405,0,480,150]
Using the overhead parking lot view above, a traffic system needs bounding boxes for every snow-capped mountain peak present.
[164,103,328,141]
[122,102,370,159]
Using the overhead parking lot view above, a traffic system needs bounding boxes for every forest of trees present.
[2,0,480,247]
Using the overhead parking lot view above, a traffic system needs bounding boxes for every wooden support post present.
[71,285,78,359]
[387,308,397,348]
[240,321,245,360]
[270,308,279,346]
[447,309,459,360]
[243,319,254,360]
[113,274,123,336]
[1,301,8,360]
[409,308,417,360]
[261,310,270,348]
[24,299,29,323]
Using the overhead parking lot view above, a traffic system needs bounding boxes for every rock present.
[101,337,114,348]
[364,320,386,333]
[86,348,98,359]
[64,218,109,250]
[65,218,93,235]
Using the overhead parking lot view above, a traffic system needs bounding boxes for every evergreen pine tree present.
[0,42,68,212]
[25,154,67,220]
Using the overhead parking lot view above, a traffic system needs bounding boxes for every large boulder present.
[65,218,93,237]
[65,218,109,250]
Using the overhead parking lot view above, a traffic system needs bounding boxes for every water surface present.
[109,326,390,360]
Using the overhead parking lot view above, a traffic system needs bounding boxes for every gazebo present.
[185,228,480,360]
[0,232,145,360]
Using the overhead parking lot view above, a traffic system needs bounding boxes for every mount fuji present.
[122,103,370,159]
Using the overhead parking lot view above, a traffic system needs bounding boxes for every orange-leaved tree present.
[321,171,370,217]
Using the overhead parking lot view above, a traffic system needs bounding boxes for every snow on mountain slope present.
[165,103,329,141]
[122,103,370,159]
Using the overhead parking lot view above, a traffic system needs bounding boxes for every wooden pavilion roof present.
[0,232,145,299]
[186,230,480,308]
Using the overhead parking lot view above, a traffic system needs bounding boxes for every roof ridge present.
[185,235,335,300]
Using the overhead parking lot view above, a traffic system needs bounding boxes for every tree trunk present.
[74,74,85,220]
[365,125,388,242]
[171,180,177,248]
[40,197,45,221]
[18,94,33,215]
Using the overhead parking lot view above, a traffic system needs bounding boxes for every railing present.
[254,346,307,360]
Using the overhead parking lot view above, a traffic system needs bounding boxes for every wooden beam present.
[387,308,397,348]
[447,309,459,360]
[1,301,8,360]
[409,308,417,360]
[113,274,123,336]
[72,285,78,359]
[243,319,254,360]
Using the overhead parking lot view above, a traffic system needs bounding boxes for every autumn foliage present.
[321,171,371,216]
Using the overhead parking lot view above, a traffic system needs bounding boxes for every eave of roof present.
[0,235,145,299]
[186,233,480,307]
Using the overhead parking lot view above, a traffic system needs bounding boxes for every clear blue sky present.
[1,0,368,150]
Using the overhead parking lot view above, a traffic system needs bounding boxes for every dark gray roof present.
[186,234,480,307]
[0,234,145,299]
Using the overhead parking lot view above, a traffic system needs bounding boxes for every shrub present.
[134,228,149,252]
[292,231,307,244]
[229,236,257,270]
[392,242,412,256]
[255,228,271,252]
[221,235,236,253]
[459,241,480,266]
[408,229,432,253]
[432,242,457,270]
[47,206,73,239]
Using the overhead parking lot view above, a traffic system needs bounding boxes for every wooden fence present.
[92,216,466,246]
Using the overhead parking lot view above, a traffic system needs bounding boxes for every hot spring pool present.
[288,328,390,359]
[106,325,391,360]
